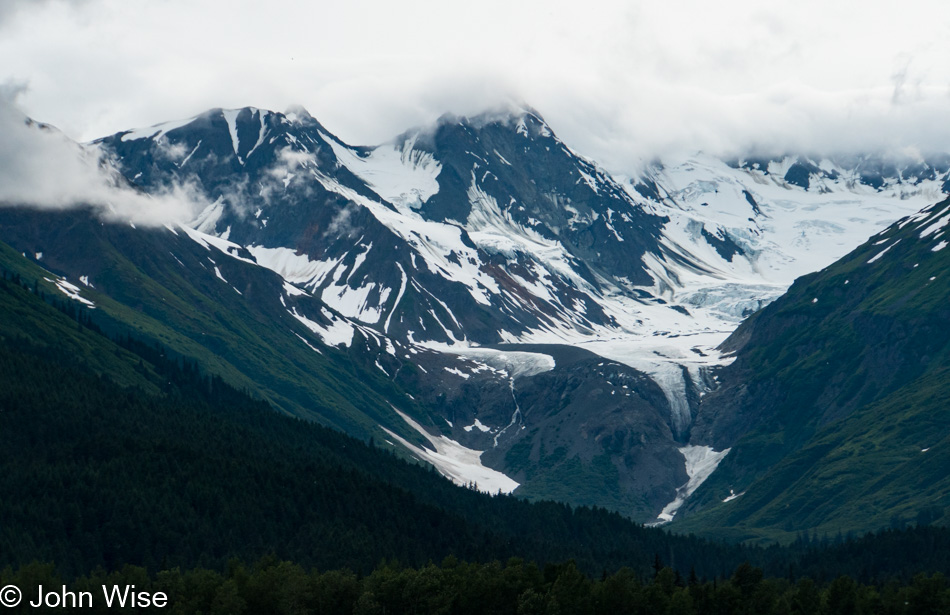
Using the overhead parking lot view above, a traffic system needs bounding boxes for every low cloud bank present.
[6,0,950,175]
[0,94,209,226]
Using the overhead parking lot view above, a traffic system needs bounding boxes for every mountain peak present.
[282,104,315,124]
[431,102,550,133]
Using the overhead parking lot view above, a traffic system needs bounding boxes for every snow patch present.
[867,239,900,264]
[384,263,408,334]
[45,276,95,308]
[221,109,242,157]
[323,133,441,210]
[381,407,519,494]
[289,307,355,348]
[180,225,257,265]
[321,280,390,325]
[249,245,341,288]
[119,115,196,142]
[920,211,950,238]
[463,418,491,433]
[283,281,309,297]
[421,342,555,379]
[443,366,470,379]
[293,332,323,354]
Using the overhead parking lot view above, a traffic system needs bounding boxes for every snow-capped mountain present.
[3,103,948,523]
[95,105,671,347]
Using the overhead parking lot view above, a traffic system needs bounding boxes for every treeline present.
[2,557,948,615]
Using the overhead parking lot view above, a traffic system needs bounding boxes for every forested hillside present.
[0,268,745,578]
[6,237,950,614]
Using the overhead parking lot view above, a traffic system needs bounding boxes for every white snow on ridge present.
[444,366,471,379]
[222,109,242,157]
[384,263,408,334]
[307,168,500,307]
[191,198,226,235]
[289,306,355,348]
[283,281,309,297]
[180,225,257,265]
[321,280,390,325]
[323,134,441,211]
[249,245,342,288]
[381,407,519,494]
[119,116,197,142]
[919,210,950,238]
[245,111,270,159]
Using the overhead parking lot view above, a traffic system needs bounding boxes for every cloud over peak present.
[1,0,949,172]
[0,94,210,226]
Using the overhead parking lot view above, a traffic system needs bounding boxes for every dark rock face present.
[0,106,682,521]
[13,103,950,529]
[416,111,666,286]
[96,107,668,346]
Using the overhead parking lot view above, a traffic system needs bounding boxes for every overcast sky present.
[2,0,950,170]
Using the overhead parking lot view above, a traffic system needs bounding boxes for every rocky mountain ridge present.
[2,102,948,526]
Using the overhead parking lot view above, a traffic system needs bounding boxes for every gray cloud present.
[0,94,210,226]
[0,0,90,27]
[0,0,44,26]
[0,79,28,102]
[2,0,950,174]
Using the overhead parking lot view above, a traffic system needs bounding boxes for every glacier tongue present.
[652,445,731,525]
[582,152,949,439]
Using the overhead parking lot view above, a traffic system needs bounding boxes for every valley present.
[2,102,948,535]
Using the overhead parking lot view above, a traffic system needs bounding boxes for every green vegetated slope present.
[0,268,755,579]
[0,244,160,393]
[678,197,950,542]
[0,210,429,445]
[8,241,950,591]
